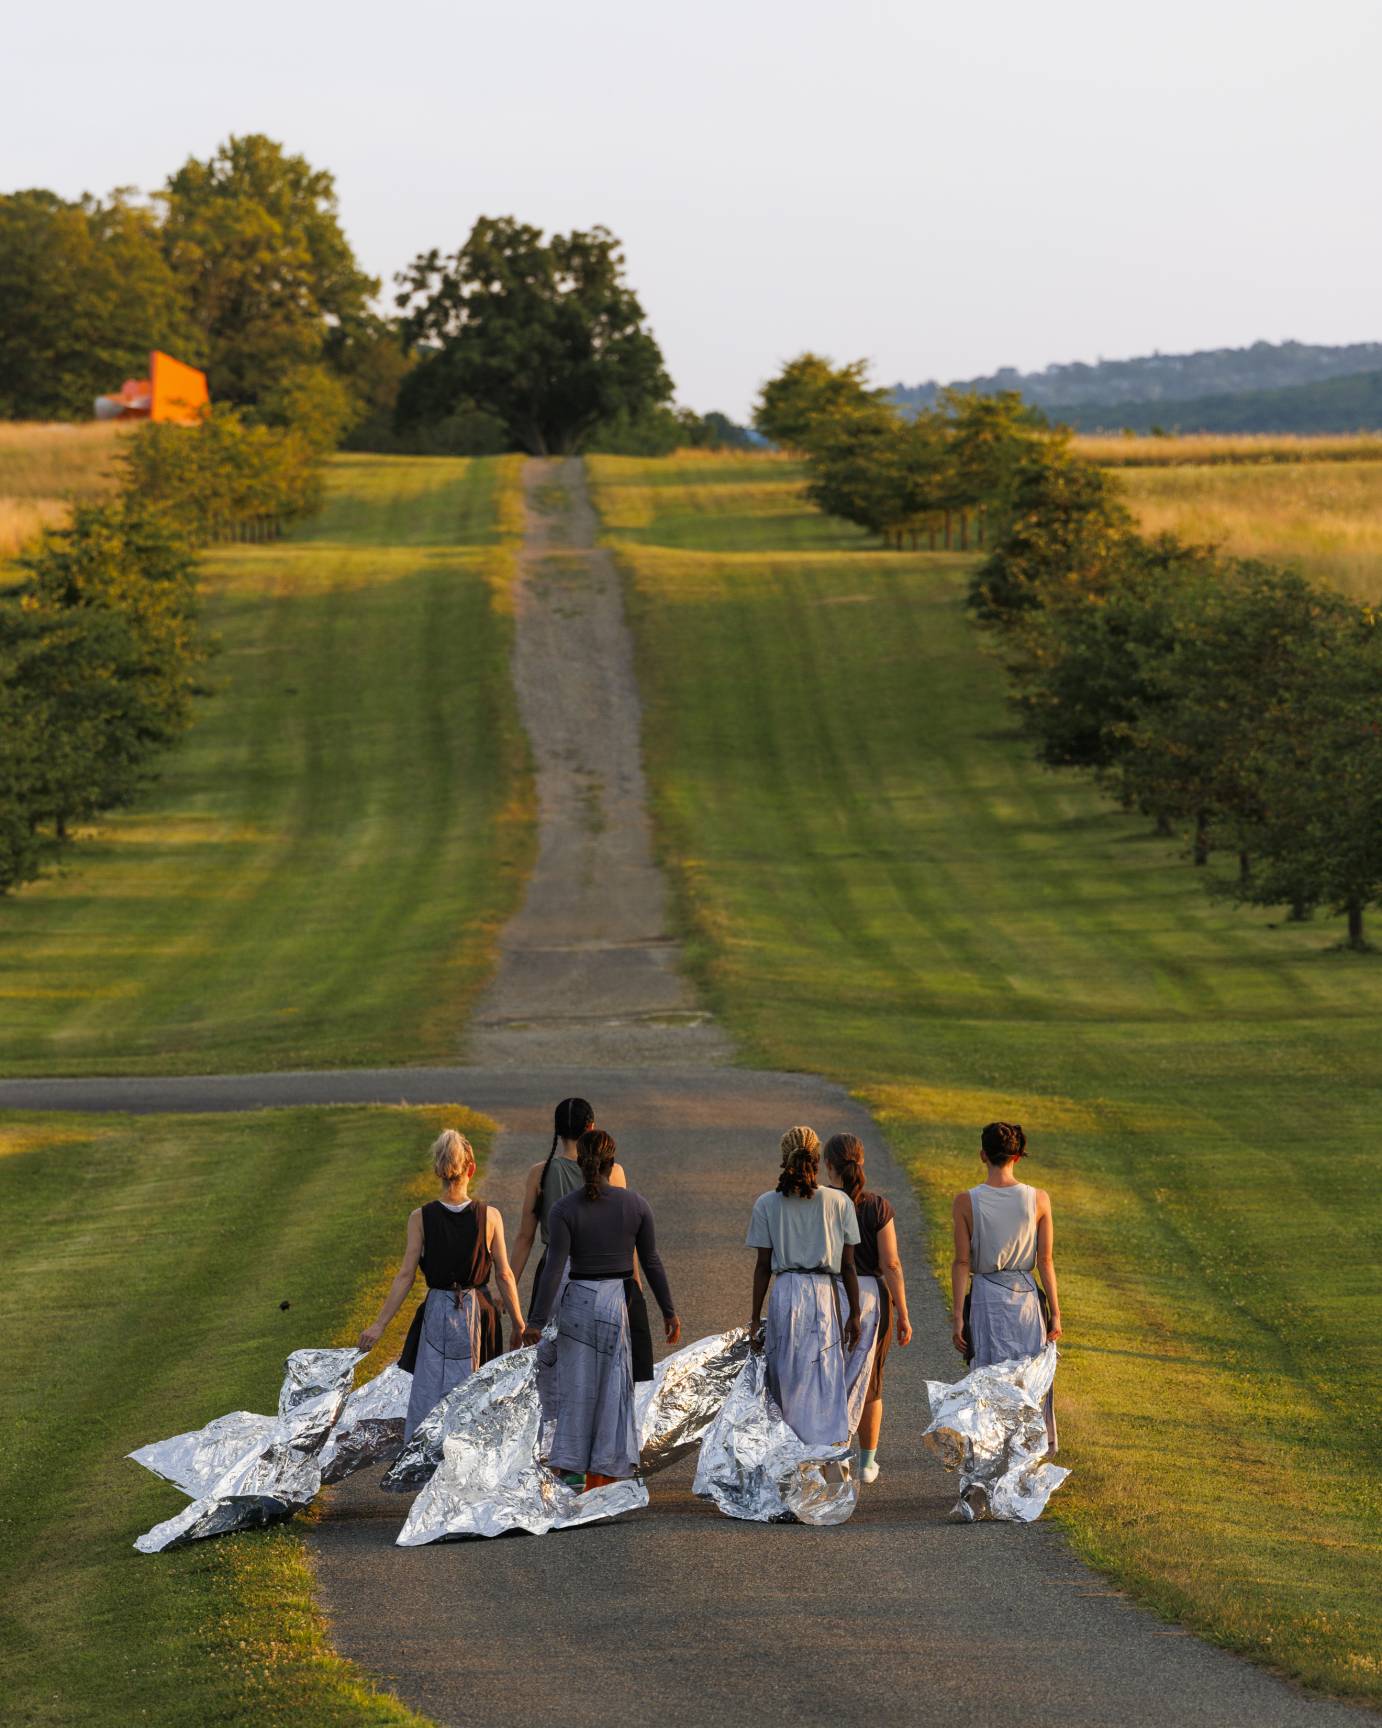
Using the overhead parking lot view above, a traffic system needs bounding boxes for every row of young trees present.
[972,457,1381,948]
[1,139,748,457]
[754,353,1046,547]
[757,353,1381,949]
[0,411,332,895]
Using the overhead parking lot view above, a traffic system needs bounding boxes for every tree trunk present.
[1288,897,1311,922]
[1347,901,1366,950]
[944,509,951,550]
[1155,812,1173,837]
[977,508,985,547]
[959,511,968,551]
[1193,810,1209,866]
[1238,850,1251,885]
[928,522,936,551]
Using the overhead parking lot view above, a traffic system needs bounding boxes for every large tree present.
[162,135,377,403]
[395,217,672,455]
[753,353,887,452]
[0,189,196,419]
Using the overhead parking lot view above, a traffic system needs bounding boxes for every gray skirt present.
[970,1271,1057,1451]
[403,1287,485,1443]
[843,1274,884,1435]
[765,1271,850,1447]
[537,1278,639,1479]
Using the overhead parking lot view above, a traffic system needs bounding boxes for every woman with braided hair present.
[746,1126,862,1446]
[951,1122,1062,1449]
[510,1097,657,1383]
[823,1134,912,1484]
[526,1130,681,1490]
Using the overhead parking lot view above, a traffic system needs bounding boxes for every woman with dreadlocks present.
[823,1133,912,1483]
[951,1121,1062,1449]
[510,1097,656,1384]
[357,1129,526,1443]
[525,1130,681,1490]
[747,1126,862,1446]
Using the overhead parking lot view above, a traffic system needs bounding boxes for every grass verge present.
[591,450,1382,1703]
[0,1104,486,1727]
[0,453,533,1076]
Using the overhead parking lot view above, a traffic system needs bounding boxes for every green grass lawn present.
[591,451,1382,1703]
[0,1104,488,1727]
[0,453,532,1077]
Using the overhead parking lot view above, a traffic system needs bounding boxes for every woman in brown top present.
[823,1134,912,1484]
[357,1130,525,1441]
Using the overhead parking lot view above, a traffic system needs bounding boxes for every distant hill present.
[1044,367,1382,434]
[892,340,1382,416]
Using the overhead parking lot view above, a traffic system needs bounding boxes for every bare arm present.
[840,1244,861,1353]
[876,1218,912,1346]
[750,1246,773,1345]
[525,1205,572,1339]
[950,1193,973,1355]
[1035,1190,1062,1340]
[508,1162,545,1281]
[358,1210,423,1353]
[485,1207,526,1342]
[609,1161,642,1287]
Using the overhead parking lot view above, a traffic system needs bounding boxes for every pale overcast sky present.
[6,0,1380,416]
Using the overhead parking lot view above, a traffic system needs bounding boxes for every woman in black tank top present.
[357,1130,526,1441]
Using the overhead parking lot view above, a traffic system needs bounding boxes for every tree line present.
[758,354,1382,949]
[0,403,333,896]
[0,137,749,458]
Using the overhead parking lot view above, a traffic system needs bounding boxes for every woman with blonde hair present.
[525,1129,681,1490]
[746,1126,862,1446]
[357,1129,525,1442]
[823,1133,912,1484]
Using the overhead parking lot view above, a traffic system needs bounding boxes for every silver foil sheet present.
[922,1343,1069,1522]
[693,1352,859,1525]
[396,1330,749,1543]
[130,1347,413,1551]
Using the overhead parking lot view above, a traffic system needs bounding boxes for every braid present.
[776,1125,821,1198]
[532,1096,596,1216]
[577,1129,617,1201]
[824,1132,866,1201]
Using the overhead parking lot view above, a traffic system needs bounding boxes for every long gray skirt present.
[843,1274,884,1435]
[537,1278,639,1479]
[969,1271,1057,1451]
[404,1288,484,1443]
[765,1271,849,1447]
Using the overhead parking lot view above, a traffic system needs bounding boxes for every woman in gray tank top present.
[950,1122,1062,1449]
[512,1098,631,1290]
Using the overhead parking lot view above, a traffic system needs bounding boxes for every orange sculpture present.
[95,351,209,424]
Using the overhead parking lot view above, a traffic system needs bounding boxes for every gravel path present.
[3,460,1363,1726]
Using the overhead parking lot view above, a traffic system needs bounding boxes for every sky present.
[6,0,1382,418]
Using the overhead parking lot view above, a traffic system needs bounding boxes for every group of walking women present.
[357,1097,1062,1497]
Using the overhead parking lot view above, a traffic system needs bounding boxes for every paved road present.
[4,461,1363,1726]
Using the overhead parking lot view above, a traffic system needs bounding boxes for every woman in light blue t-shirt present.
[746,1126,862,1445]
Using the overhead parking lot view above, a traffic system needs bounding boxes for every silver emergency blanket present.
[384,1326,750,1493]
[395,1329,749,1543]
[693,1351,859,1525]
[922,1343,1069,1522]
[130,1347,410,1551]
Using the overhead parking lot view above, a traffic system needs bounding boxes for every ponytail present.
[776,1125,821,1199]
[532,1096,595,1216]
[576,1130,617,1201]
[824,1132,865,1202]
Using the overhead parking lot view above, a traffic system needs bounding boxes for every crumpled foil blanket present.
[922,1343,1069,1521]
[129,1347,410,1552]
[396,1329,751,1543]
[693,1351,859,1525]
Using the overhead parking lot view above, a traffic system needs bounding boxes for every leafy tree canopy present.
[395,217,672,456]
[0,189,197,419]
[162,134,378,404]
[753,353,889,451]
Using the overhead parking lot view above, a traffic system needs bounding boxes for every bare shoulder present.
[609,1161,628,1188]
[952,1190,973,1214]
[1033,1187,1053,1211]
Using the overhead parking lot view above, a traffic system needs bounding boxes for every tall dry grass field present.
[1074,432,1382,466]
[0,421,130,559]
[1113,458,1382,601]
